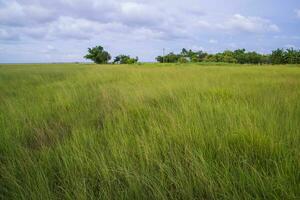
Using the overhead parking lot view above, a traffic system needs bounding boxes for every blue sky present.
[0,0,300,63]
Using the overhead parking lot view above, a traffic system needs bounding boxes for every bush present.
[178,57,189,63]
[113,55,138,64]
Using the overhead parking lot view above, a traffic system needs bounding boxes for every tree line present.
[156,48,300,64]
[84,45,300,65]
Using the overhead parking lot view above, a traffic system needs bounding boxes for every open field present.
[0,63,300,199]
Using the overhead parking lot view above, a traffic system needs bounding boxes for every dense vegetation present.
[0,63,299,199]
[156,48,300,64]
[84,45,300,65]
[85,46,139,64]
[113,55,139,64]
[84,46,112,64]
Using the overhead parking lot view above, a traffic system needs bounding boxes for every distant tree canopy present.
[156,48,300,64]
[156,49,208,63]
[113,55,138,64]
[84,45,300,65]
[84,46,111,64]
[84,46,139,65]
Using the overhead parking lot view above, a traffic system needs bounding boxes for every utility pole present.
[163,48,165,63]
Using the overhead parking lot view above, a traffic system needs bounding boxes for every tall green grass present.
[0,63,299,199]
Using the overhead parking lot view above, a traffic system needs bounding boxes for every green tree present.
[285,48,300,64]
[156,47,300,64]
[233,49,246,64]
[178,57,189,63]
[246,52,262,64]
[160,53,180,63]
[203,54,217,62]
[180,48,188,57]
[156,56,164,63]
[270,49,286,64]
[84,46,111,64]
[113,55,138,64]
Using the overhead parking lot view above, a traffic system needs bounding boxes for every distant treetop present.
[156,48,300,65]
[84,46,111,64]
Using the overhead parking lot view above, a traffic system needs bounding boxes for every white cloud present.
[0,1,55,26]
[0,28,19,40]
[118,2,165,27]
[0,1,24,26]
[45,16,129,40]
[0,1,280,43]
[131,28,165,40]
[194,14,279,34]
[48,17,101,40]
[120,2,145,14]
[0,0,294,63]
[217,14,280,33]
[196,20,211,28]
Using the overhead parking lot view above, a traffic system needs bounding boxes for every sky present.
[0,0,300,63]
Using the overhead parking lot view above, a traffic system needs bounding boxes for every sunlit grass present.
[0,63,299,199]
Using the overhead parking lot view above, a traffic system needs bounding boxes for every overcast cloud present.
[0,0,300,63]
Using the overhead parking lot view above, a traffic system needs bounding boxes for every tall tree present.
[270,49,286,64]
[84,46,111,64]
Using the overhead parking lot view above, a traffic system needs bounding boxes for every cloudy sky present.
[0,0,300,63]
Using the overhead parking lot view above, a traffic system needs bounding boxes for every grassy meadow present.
[0,63,299,199]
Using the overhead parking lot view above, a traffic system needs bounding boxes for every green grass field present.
[0,63,299,199]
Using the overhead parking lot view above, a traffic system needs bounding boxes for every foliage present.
[84,46,111,64]
[113,55,138,64]
[270,48,300,64]
[156,52,181,63]
[157,47,300,65]
[178,57,189,63]
[180,48,208,62]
